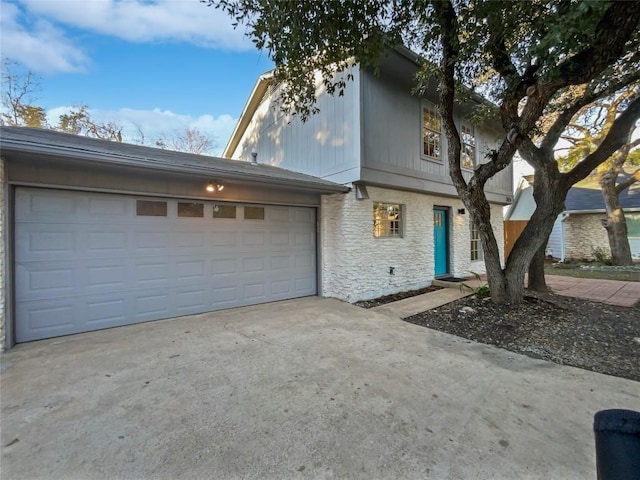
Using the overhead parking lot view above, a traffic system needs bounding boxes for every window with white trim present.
[461,124,476,169]
[373,202,403,238]
[470,221,482,261]
[422,103,441,160]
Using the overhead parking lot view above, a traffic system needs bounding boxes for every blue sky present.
[0,0,274,155]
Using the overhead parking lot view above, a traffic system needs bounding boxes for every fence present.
[503,220,528,260]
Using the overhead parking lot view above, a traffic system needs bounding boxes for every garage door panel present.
[135,230,172,250]
[134,262,172,288]
[21,190,78,217]
[242,231,265,246]
[176,259,206,282]
[88,196,129,216]
[16,228,76,260]
[15,188,317,342]
[269,207,291,222]
[211,231,237,247]
[86,263,128,291]
[87,230,128,252]
[295,277,315,294]
[243,283,266,301]
[16,263,78,301]
[270,255,291,270]
[86,297,128,326]
[134,293,171,320]
[294,208,315,223]
[15,301,77,342]
[270,279,292,296]
[176,231,206,249]
[211,285,241,308]
[175,288,208,315]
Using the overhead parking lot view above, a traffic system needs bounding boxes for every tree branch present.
[433,0,466,194]
[540,76,640,154]
[562,95,640,188]
[615,167,640,194]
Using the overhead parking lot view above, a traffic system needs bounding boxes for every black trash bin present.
[594,409,640,480]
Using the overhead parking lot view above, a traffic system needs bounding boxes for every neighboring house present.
[505,175,640,261]
[0,126,347,347]
[224,46,512,302]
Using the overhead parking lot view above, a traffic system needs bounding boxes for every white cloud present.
[47,105,237,156]
[19,0,253,49]
[0,2,89,73]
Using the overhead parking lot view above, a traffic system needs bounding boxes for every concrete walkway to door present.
[372,274,639,319]
[2,297,639,480]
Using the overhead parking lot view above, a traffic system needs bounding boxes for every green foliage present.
[591,246,612,266]
[460,272,490,298]
[209,1,639,121]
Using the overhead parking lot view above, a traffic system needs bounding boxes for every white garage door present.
[15,188,317,342]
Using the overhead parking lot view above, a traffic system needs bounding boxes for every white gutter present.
[558,213,570,262]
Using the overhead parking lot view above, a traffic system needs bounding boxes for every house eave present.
[565,207,640,215]
[0,127,349,195]
[222,70,275,159]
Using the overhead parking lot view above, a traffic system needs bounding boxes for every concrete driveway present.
[1,297,638,480]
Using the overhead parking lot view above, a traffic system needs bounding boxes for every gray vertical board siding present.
[231,69,361,185]
[360,70,513,197]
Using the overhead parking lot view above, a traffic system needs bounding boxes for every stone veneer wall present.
[0,156,5,350]
[320,186,504,302]
[564,213,610,261]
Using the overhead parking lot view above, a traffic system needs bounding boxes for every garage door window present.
[178,202,204,217]
[137,200,167,216]
[213,204,236,219]
[244,206,265,220]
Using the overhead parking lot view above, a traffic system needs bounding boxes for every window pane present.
[470,221,482,261]
[136,200,167,216]
[244,206,265,220]
[178,202,204,217]
[422,105,441,159]
[373,202,402,238]
[461,124,475,169]
[213,204,236,219]
[627,213,640,237]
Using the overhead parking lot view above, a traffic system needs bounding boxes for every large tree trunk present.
[600,173,633,265]
[601,175,633,265]
[527,243,548,291]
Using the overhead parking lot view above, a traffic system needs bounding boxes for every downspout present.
[559,213,569,262]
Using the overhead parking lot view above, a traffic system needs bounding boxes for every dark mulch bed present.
[403,292,640,382]
[354,285,443,308]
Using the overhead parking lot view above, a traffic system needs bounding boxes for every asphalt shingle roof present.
[0,126,349,194]
[564,176,640,211]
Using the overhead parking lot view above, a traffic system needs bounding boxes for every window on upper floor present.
[470,220,482,261]
[422,103,442,161]
[373,202,403,238]
[461,124,476,170]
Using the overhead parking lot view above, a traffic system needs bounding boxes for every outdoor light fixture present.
[457,208,466,215]
[206,181,224,192]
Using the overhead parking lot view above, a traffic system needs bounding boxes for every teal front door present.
[433,208,449,276]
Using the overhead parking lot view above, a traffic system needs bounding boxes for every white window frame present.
[421,101,442,162]
[373,202,404,238]
[461,123,476,170]
[470,220,482,261]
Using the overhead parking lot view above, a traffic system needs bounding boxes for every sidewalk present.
[543,274,640,307]
[371,274,639,319]
[371,277,483,318]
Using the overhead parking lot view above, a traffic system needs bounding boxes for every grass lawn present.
[545,263,640,282]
